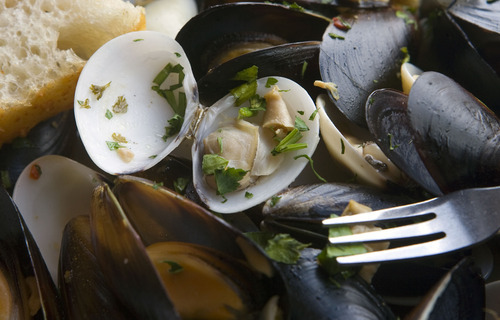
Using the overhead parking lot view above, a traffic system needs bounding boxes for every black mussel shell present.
[197,41,323,106]
[416,8,500,115]
[448,0,500,75]
[59,215,132,320]
[407,71,500,193]
[405,258,484,320]
[0,110,75,193]
[0,187,63,319]
[365,89,443,196]
[319,7,417,127]
[176,2,330,80]
[277,248,396,319]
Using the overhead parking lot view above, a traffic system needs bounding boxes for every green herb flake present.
[271,128,307,156]
[105,109,113,119]
[301,61,308,79]
[214,167,247,196]
[152,181,164,190]
[294,154,327,182]
[297,110,304,115]
[317,214,368,276]
[106,141,124,151]
[309,109,318,120]
[112,133,127,143]
[400,46,411,64]
[265,77,278,88]
[202,154,228,175]
[232,65,258,82]
[266,234,310,264]
[112,96,128,114]
[230,66,259,106]
[238,94,266,119]
[270,195,281,207]
[174,52,181,57]
[174,177,189,194]
[245,191,253,199]
[133,38,144,42]
[340,138,345,154]
[162,260,183,273]
[77,98,91,109]
[217,136,223,154]
[231,81,258,106]
[294,116,309,132]
[163,114,184,141]
[328,33,345,40]
[396,10,417,29]
[388,133,399,150]
[90,82,111,100]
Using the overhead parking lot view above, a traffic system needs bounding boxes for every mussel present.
[0,187,63,319]
[366,71,500,194]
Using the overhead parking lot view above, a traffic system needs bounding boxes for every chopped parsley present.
[265,77,278,88]
[77,98,91,109]
[400,46,411,64]
[105,109,113,119]
[245,191,253,199]
[214,167,247,196]
[340,138,345,154]
[90,82,111,100]
[294,116,309,131]
[173,177,189,194]
[152,63,187,139]
[294,154,326,182]
[270,195,281,207]
[388,133,399,150]
[309,109,318,120]
[396,10,417,29]
[152,181,164,190]
[202,154,228,175]
[246,232,310,264]
[238,94,267,119]
[230,65,259,106]
[328,33,345,40]
[133,38,144,42]
[112,96,128,114]
[162,260,183,273]
[271,128,307,156]
[317,214,367,276]
[301,61,308,79]
[106,141,124,151]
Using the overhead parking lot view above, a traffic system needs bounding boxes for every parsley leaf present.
[214,167,247,196]
[202,154,228,175]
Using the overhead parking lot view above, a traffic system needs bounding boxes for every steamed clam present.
[74,30,320,214]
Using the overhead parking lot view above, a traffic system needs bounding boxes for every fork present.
[322,186,500,265]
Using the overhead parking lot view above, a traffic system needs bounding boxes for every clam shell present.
[192,76,320,213]
[74,31,199,175]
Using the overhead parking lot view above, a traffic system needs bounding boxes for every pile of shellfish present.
[0,0,499,318]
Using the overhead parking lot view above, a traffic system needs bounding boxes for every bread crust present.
[0,0,146,147]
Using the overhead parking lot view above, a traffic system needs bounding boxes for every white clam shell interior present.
[192,77,320,213]
[12,155,102,281]
[74,31,198,175]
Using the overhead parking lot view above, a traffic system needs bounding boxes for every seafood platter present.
[1,0,500,318]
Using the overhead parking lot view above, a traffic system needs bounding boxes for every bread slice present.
[0,0,146,147]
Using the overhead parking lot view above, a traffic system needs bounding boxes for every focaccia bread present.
[0,0,146,147]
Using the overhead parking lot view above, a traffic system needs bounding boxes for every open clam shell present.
[12,155,105,281]
[74,31,199,175]
[192,76,320,213]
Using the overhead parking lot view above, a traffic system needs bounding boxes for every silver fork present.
[322,186,500,265]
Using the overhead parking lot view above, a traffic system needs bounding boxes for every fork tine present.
[322,198,437,227]
[335,237,455,265]
[328,220,441,244]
